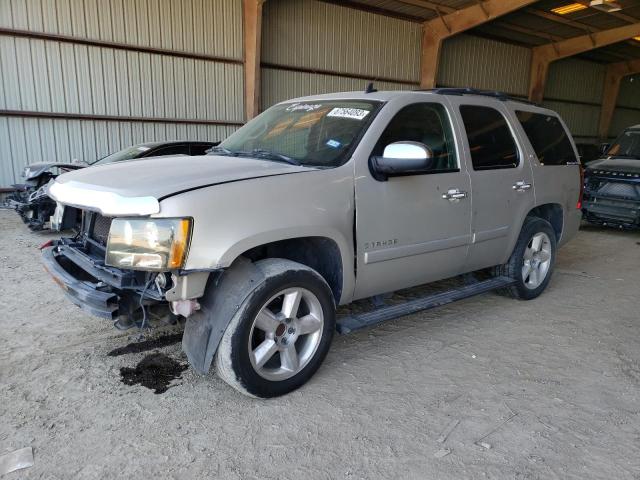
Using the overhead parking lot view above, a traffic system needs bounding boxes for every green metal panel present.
[616,75,640,109]
[544,58,605,104]
[262,0,421,83]
[0,0,243,186]
[437,34,531,97]
[610,108,640,138]
[0,0,243,59]
[260,67,415,110]
[542,100,600,140]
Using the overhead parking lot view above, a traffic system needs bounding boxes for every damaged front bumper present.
[42,244,120,319]
[41,236,213,326]
[41,238,164,320]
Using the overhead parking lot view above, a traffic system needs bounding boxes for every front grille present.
[91,213,113,245]
[598,182,640,199]
[587,179,640,200]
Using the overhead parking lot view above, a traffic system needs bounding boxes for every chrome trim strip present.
[364,234,471,264]
[48,180,159,216]
[474,226,509,243]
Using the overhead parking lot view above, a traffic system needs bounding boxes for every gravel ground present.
[1,209,639,479]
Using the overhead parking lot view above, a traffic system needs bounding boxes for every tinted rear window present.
[516,111,577,165]
[460,105,519,170]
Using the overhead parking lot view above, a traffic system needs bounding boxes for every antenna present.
[364,82,377,93]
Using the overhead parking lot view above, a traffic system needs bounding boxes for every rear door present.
[512,108,582,246]
[448,98,535,271]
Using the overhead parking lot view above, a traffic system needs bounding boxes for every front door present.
[353,98,473,300]
[449,99,535,271]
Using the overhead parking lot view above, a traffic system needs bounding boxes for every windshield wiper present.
[239,149,301,166]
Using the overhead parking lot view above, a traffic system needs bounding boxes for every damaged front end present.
[14,184,58,231]
[582,169,640,229]
[42,210,214,330]
[9,163,85,231]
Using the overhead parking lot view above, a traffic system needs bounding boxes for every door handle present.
[442,189,468,201]
[513,181,532,192]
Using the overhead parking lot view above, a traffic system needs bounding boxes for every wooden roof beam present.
[528,22,640,102]
[243,0,265,120]
[599,59,640,139]
[420,0,538,89]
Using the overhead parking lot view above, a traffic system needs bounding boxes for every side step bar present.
[336,276,515,334]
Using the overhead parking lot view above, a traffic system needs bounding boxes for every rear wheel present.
[215,259,335,398]
[495,217,557,300]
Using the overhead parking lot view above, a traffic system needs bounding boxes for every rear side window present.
[460,105,519,170]
[516,111,577,165]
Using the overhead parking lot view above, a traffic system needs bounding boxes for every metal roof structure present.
[325,0,640,63]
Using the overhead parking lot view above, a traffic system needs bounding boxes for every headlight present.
[106,218,192,271]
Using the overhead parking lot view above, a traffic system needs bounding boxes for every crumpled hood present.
[24,162,86,179]
[49,155,313,216]
[586,157,640,175]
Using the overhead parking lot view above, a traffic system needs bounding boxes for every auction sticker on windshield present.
[327,107,370,120]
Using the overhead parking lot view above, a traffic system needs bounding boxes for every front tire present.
[215,259,335,398]
[495,217,557,300]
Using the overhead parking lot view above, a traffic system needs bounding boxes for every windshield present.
[217,100,381,167]
[606,129,640,159]
[90,145,152,166]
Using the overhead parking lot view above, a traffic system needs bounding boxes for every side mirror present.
[599,143,610,155]
[371,141,434,180]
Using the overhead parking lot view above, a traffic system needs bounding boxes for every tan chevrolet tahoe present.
[43,88,582,397]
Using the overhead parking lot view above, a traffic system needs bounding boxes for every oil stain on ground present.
[120,353,188,394]
[108,333,183,357]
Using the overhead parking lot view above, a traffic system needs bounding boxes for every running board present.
[336,276,515,334]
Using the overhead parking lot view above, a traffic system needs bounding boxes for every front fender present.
[182,257,265,374]
[156,167,356,302]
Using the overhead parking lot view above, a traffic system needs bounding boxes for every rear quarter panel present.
[505,104,582,248]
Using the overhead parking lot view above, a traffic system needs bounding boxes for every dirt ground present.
[1,209,639,480]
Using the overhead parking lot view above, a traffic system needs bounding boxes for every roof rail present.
[417,87,539,106]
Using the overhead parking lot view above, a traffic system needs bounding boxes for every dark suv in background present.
[582,125,640,229]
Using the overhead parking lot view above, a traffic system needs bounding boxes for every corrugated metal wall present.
[260,0,421,109]
[611,75,640,138]
[542,58,605,143]
[0,0,243,186]
[437,34,531,97]
[1,0,638,186]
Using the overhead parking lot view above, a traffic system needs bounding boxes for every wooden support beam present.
[598,59,640,140]
[420,0,538,89]
[243,0,264,120]
[528,23,640,103]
